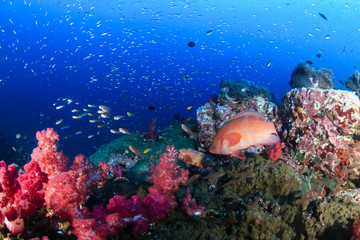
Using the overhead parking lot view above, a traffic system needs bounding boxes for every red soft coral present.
[0,160,48,234]
[354,214,360,240]
[30,128,69,178]
[181,188,206,216]
[69,154,105,196]
[143,188,172,222]
[45,154,106,223]
[149,145,189,199]
[267,141,285,161]
[72,205,125,240]
[45,171,84,222]
[15,161,48,218]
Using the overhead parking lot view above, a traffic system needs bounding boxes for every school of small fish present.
[52,97,134,140]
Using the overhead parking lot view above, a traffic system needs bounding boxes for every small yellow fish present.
[186,105,193,110]
[143,148,151,154]
[184,116,192,123]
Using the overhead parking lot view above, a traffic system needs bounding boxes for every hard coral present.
[280,88,360,179]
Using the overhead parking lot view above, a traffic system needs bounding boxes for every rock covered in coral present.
[108,153,139,170]
[345,70,360,93]
[289,63,334,89]
[196,102,218,152]
[218,79,273,102]
[280,88,360,179]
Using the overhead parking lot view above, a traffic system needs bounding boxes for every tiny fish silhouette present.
[319,13,327,20]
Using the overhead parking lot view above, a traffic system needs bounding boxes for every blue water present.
[0,0,359,163]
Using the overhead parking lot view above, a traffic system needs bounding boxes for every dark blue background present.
[0,0,359,163]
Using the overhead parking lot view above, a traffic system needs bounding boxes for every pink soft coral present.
[30,128,69,178]
[267,142,285,161]
[181,188,206,216]
[45,154,105,222]
[0,160,48,234]
[148,145,189,207]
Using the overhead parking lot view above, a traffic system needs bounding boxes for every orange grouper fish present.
[209,111,280,160]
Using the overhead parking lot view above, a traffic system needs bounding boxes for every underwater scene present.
[1,0,360,239]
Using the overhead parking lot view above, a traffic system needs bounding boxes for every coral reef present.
[0,128,205,239]
[289,63,334,89]
[152,155,360,240]
[280,88,360,182]
[4,76,360,239]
